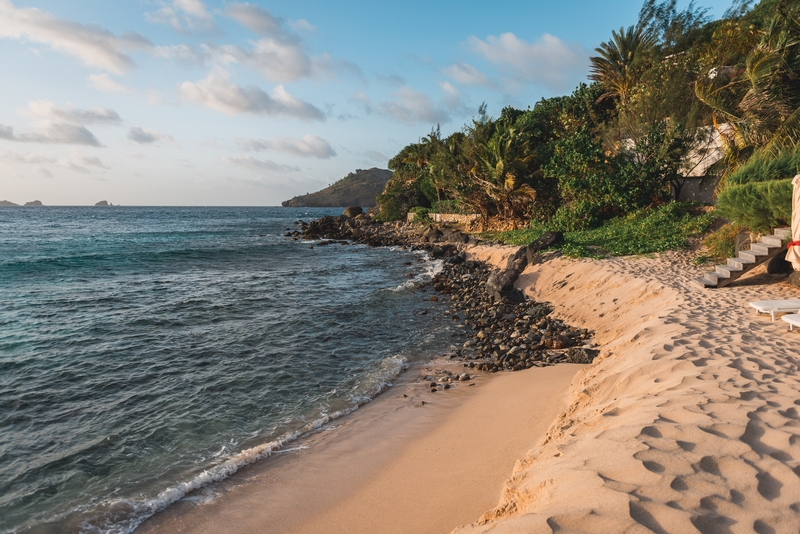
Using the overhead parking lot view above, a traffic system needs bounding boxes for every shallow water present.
[0,207,455,533]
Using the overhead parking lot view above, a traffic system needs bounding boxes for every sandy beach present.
[139,244,800,533]
[458,246,800,532]
[138,358,580,533]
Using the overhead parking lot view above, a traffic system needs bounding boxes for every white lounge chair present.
[782,313,800,330]
[749,299,800,321]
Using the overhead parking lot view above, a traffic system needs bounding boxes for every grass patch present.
[486,202,714,258]
[696,222,745,264]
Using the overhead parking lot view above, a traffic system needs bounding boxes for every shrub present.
[409,206,432,223]
[430,199,468,214]
[701,223,745,262]
[715,179,792,232]
[488,202,713,257]
[727,146,800,185]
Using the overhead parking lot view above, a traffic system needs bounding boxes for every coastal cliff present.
[282,168,391,207]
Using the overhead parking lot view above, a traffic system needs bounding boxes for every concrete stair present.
[696,227,791,288]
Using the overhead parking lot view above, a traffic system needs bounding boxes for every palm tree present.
[468,122,536,227]
[590,25,655,106]
[695,1,800,175]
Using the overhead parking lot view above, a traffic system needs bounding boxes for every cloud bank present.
[179,70,324,120]
[468,32,588,92]
[237,134,335,158]
[0,0,149,73]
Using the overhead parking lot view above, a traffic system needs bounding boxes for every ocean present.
[0,207,456,533]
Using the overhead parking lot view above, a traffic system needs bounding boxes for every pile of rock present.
[431,256,597,373]
[287,208,599,377]
[287,208,478,250]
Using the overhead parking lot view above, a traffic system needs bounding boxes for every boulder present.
[505,246,529,273]
[422,225,443,243]
[565,347,600,364]
[343,206,363,218]
[526,231,564,263]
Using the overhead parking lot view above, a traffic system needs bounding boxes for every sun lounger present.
[782,313,800,330]
[749,299,800,321]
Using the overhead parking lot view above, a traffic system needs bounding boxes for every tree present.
[590,25,655,106]
[695,0,800,177]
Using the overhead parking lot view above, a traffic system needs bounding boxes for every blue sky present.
[0,0,734,205]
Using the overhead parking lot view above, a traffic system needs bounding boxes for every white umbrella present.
[785,174,800,270]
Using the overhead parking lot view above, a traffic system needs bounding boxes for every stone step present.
[727,257,755,270]
[738,250,762,263]
[716,264,743,279]
[774,227,792,239]
[700,227,789,289]
[751,242,778,255]
[695,276,716,288]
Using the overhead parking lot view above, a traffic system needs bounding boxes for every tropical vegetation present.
[375,0,800,257]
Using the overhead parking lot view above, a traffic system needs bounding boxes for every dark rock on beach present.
[293,213,597,379]
[526,231,564,264]
[343,206,363,218]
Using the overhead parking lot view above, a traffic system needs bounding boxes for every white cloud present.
[127,127,174,145]
[467,32,588,92]
[178,70,324,120]
[21,101,122,125]
[0,148,107,173]
[145,0,214,32]
[0,148,55,165]
[443,62,491,87]
[236,134,335,159]
[225,3,283,36]
[0,0,150,73]
[221,155,300,173]
[289,19,315,32]
[439,81,464,111]
[60,151,108,173]
[0,123,102,146]
[88,74,130,94]
[356,87,450,125]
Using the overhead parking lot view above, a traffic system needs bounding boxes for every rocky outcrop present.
[0,200,19,206]
[24,200,43,206]
[288,215,595,374]
[342,206,362,218]
[282,168,392,207]
[95,200,110,206]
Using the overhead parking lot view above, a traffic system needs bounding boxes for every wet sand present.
[138,361,580,534]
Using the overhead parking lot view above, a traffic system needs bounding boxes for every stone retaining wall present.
[406,212,480,224]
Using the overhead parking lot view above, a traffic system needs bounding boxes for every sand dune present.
[456,248,800,533]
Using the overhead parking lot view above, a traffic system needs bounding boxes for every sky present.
[0,0,736,206]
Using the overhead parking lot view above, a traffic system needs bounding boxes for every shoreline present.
[144,215,800,532]
[137,220,593,533]
[138,357,581,534]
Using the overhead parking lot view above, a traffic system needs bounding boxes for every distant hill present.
[0,200,19,206]
[25,200,43,206]
[282,168,392,207]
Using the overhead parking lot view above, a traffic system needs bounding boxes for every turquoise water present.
[0,207,453,533]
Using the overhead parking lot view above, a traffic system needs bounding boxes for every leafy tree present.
[696,0,800,176]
